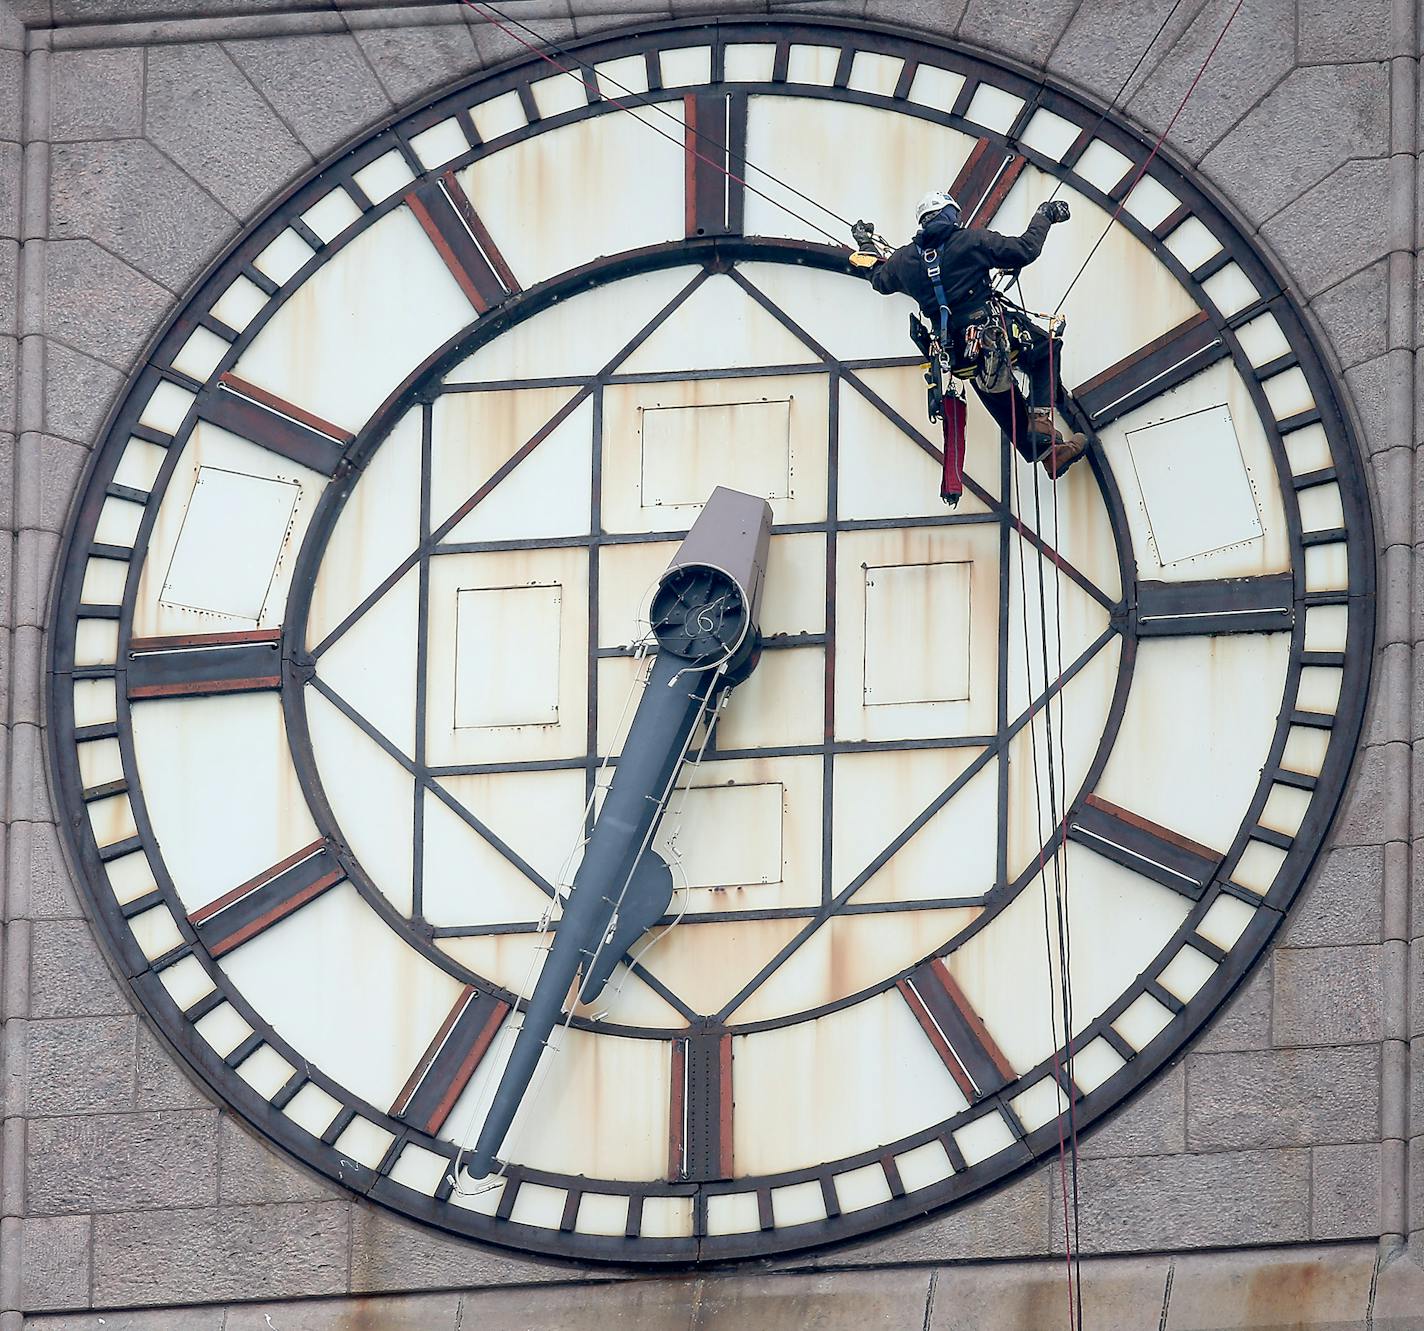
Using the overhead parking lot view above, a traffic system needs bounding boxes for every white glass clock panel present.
[51,20,1371,1262]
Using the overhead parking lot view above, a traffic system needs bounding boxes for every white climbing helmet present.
[914,188,961,227]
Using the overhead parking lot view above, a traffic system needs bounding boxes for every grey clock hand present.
[464,487,772,1181]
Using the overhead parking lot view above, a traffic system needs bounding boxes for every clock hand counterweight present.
[464,487,773,1180]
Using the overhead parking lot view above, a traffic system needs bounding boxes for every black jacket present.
[868,211,1052,327]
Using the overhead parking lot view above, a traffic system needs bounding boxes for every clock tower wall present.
[0,1,1419,1327]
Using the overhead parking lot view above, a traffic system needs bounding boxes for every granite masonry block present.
[1078,1061,1186,1158]
[45,239,171,372]
[1,630,12,737]
[348,1203,566,1292]
[217,1113,339,1206]
[43,340,125,447]
[28,919,130,1019]
[951,0,1070,66]
[145,43,312,220]
[696,1268,933,1331]
[2,237,18,339]
[49,140,237,292]
[91,1201,350,1306]
[1071,1148,1311,1253]
[1344,352,1404,459]
[1,140,20,241]
[863,0,972,40]
[7,714,55,819]
[1200,63,1390,227]
[1163,1243,1379,1330]
[21,433,87,535]
[25,1016,138,1117]
[27,1109,219,1214]
[0,426,14,526]
[1298,0,1395,61]
[9,820,84,920]
[1311,1141,1383,1239]
[134,1023,214,1112]
[572,4,678,40]
[225,1292,463,1331]
[12,529,59,629]
[1370,445,1415,555]
[1333,743,1395,846]
[49,48,144,143]
[351,22,480,108]
[1273,944,1385,1046]
[0,49,19,144]
[800,1162,1054,1266]
[8,624,43,728]
[1046,0,1201,109]
[1261,158,1394,299]
[25,1314,223,1331]
[1125,0,1295,161]
[1309,259,1390,371]
[1283,844,1384,947]
[19,1213,91,1312]
[928,1254,1170,1331]
[469,13,579,70]
[223,32,393,158]
[1185,1045,1379,1151]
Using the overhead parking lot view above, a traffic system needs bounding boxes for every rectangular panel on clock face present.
[1097,360,1290,583]
[942,849,1190,1077]
[454,585,562,729]
[132,422,326,640]
[863,562,971,706]
[232,205,474,436]
[604,753,819,915]
[652,781,784,890]
[220,881,466,1113]
[128,693,320,916]
[602,375,828,533]
[639,398,791,508]
[458,110,684,292]
[731,990,968,1176]
[159,468,299,623]
[835,527,999,743]
[1126,404,1263,565]
[1093,633,1290,854]
[425,548,588,767]
[742,98,978,247]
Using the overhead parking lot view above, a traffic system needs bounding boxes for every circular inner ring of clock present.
[49,18,1374,1262]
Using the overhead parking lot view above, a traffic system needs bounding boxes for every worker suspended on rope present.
[850,189,1087,506]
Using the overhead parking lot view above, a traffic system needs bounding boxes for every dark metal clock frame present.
[46,15,1375,1265]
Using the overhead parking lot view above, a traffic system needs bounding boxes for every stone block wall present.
[0,1,1419,1326]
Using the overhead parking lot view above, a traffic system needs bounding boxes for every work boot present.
[1028,408,1087,478]
[1040,431,1088,477]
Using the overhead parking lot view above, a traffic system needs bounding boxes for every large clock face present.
[50,19,1372,1262]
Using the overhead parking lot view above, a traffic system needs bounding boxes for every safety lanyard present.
[919,245,953,344]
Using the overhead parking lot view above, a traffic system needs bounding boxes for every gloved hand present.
[851,219,877,245]
[1037,200,1071,224]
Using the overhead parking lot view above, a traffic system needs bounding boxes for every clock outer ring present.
[44,15,1377,1266]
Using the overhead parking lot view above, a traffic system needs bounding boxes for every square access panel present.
[863,562,971,706]
[160,466,301,623]
[655,782,785,888]
[1126,403,1264,565]
[640,398,792,507]
[454,584,562,728]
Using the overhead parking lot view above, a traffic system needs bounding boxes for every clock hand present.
[463,486,772,1181]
